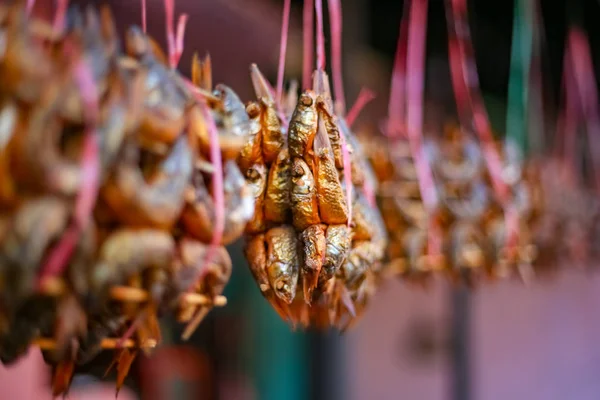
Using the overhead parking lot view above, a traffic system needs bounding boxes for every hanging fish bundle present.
[361,0,542,286]
[242,0,387,329]
[0,2,254,394]
[242,67,387,329]
[532,24,600,271]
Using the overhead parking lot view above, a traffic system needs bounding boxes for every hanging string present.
[386,0,411,138]
[303,0,314,90]
[141,0,147,33]
[328,0,345,114]
[315,0,325,70]
[406,0,442,257]
[276,0,291,105]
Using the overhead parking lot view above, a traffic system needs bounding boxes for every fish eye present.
[246,168,260,180]
[246,102,260,118]
[299,93,313,107]
[291,164,304,178]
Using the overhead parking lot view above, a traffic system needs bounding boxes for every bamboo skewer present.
[39,277,228,308]
[109,285,228,307]
[33,337,158,350]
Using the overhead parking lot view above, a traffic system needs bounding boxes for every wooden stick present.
[110,286,227,307]
[34,337,157,350]
[40,279,227,307]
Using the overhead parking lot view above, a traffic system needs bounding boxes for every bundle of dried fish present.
[242,60,387,329]
[0,2,253,395]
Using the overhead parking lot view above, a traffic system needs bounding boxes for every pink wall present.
[347,270,600,400]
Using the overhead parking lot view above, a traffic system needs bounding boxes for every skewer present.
[110,286,228,307]
[40,278,228,307]
[33,337,158,350]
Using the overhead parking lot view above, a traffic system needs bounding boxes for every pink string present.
[406,0,440,256]
[185,84,225,294]
[173,14,188,68]
[315,0,325,70]
[302,0,314,90]
[163,0,187,69]
[52,0,69,35]
[116,310,146,348]
[446,0,518,252]
[26,0,36,16]
[345,87,376,127]
[141,0,147,33]
[328,0,345,114]
[568,28,600,192]
[446,0,510,203]
[406,0,435,209]
[276,0,291,105]
[386,0,410,138]
[38,58,100,286]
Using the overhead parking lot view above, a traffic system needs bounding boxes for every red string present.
[164,0,176,68]
[185,84,225,294]
[163,0,187,69]
[406,0,441,256]
[303,0,314,90]
[345,87,376,127]
[568,28,600,192]
[328,0,345,114]
[315,0,325,70]
[387,0,410,138]
[446,0,518,249]
[406,0,435,209]
[173,14,188,68]
[38,58,100,286]
[26,0,35,16]
[446,0,510,203]
[276,0,291,105]
[141,0,147,33]
[52,0,68,35]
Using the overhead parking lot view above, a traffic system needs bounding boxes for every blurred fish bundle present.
[361,0,542,285]
[0,1,256,394]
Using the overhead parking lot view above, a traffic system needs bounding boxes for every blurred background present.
[5,0,600,399]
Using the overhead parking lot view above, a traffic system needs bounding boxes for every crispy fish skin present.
[290,158,321,231]
[214,84,252,138]
[300,224,327,303]
[182,161,254,244]
[260,98,284,164]
[103,135,193,230]
[318,102,344,169]
[288,91,318,159]
[238,101,263,172]
[320,224,351,284]
[265,226,299,304]
[314,116,348,225]
[244,234,293,321]
[264,148,291,224]
[341,242,375,292]
[244,163,268,234]
[352,191,388,255]
[244,234,270,293]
